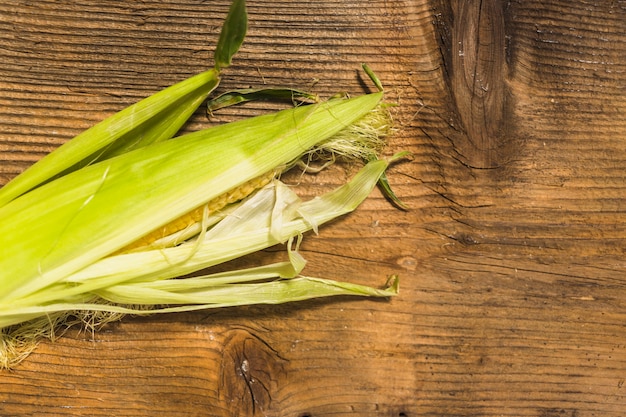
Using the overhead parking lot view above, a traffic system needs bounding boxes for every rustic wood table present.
[1,1,625,416]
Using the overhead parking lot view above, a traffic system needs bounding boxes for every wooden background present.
[1,0,625,415]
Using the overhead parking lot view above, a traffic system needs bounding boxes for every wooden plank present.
[1,0,625,416]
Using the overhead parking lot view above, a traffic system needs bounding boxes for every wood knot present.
[453,232,480,246]
[439,0,510,168]
[219,328,287,415]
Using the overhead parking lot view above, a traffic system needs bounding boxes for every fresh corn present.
[0,0,402,368]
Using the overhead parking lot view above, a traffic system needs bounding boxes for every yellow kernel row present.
[120,170,276,252]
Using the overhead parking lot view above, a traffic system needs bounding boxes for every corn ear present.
[0,91,399,369]
[0,0,402,368]
[0,92,383,305]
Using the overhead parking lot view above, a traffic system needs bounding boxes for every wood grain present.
[1,0,625,416]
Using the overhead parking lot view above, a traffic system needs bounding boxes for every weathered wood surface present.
[1,0,625,415]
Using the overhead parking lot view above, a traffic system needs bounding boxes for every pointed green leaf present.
[214,0,247,70]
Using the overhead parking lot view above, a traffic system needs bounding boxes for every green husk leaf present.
[0,276,397,322]
[0,70,220,208]
[207,88,318,113]
[96,276,398,307]
[375,152,412,210]
[214,0,247,70]
[362,63,384,92]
